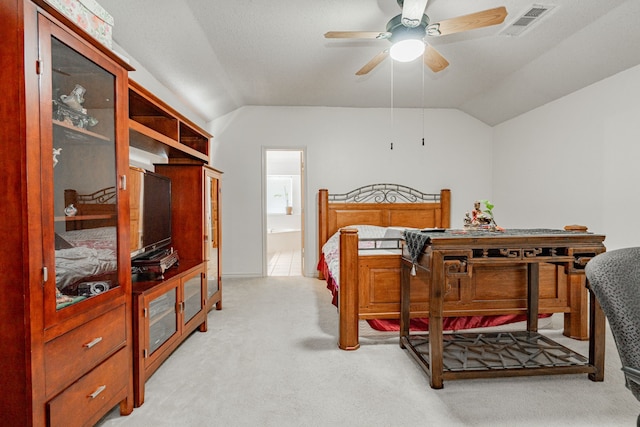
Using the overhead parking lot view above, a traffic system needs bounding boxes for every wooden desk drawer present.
[48,347,129,427]
[45,305,126,396]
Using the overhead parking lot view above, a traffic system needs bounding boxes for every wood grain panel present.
[332,209,385,230]
[389,208,436,228]
[472,264,527,301]
[48,347,129,427]
[45,305,126,397]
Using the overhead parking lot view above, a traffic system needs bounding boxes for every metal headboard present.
[328,183,440,204]
[74,187,116,204]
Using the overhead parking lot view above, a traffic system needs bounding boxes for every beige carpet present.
[97,276,638,426]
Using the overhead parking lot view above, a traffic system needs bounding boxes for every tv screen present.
[131,169,172,259]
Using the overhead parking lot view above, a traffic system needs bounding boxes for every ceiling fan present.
[325,0,508,75]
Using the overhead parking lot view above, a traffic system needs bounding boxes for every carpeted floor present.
[97,276,639,426]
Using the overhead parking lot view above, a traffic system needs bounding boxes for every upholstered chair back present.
[585,247,640,401]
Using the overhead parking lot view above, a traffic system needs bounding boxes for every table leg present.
[589,291,606,381]
[527,262,539,332]
[400,261,411,349]
[429,251,445,389]
[564,273,589,340]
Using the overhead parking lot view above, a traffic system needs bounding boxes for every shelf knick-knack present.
[53,148,62,167]
[64,204,78,217]
[60,84,86,112]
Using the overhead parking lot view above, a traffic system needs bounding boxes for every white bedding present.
[55,226,117,290]
[321,225,407,289]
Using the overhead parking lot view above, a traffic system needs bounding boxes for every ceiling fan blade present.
[324,31,389,39]
[401,0,429,28]
[356,50,389,75]
[423,45,449,73]
[428,6,507,36]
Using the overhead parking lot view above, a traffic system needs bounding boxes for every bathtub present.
[267,228,301,253]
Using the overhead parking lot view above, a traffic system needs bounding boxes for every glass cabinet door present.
[205,172,220,299]
[183,272,203,324]
[148,289,178,355]
[39,16,124,320]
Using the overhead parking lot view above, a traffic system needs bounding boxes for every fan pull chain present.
[421,53,425,146]
[390,60,394,150]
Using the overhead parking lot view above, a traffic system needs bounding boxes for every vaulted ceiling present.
[98,0,640,126]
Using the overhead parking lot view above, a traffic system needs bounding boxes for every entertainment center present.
[2,0,222,423]
[128,80,223,408]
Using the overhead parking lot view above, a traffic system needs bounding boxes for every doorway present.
[263,148,305,276]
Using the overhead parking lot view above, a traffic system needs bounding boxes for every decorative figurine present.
[464,199,500,231]
[64,204,78,217]
[53,148,62,167]
[60,84,86,112]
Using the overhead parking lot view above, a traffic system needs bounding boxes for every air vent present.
[500,4,555,37]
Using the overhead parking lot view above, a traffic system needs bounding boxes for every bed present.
[317,184,591,350]
[55,187,118,307]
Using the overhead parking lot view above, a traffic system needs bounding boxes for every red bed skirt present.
[317,255,550,332]
[366,314,550,332]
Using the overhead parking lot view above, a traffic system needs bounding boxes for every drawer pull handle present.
[84,337,103,348]
[88,385,106,399]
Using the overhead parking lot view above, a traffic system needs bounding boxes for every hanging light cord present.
[390,59,394,150]
[422,54,425,147]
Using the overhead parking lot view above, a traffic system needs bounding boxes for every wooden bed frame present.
[317,184,592,350]
[64,186,117,231]
[318,184,450,349]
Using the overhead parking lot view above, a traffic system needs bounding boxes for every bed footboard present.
[338,228,359,350]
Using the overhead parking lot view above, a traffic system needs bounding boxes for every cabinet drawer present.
[48,347,129,427]
[45,305,126,396]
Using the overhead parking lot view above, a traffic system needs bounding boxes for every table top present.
[403,228,606,264]
[408,227,602,238]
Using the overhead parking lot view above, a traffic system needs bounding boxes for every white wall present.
[493,64,640,250]
[110,42,209,130]
[122,38,640,272]
[211,107,493,277]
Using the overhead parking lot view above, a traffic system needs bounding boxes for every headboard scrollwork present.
[328,183,440,204]
[68,187,117,204]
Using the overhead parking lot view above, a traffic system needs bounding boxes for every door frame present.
[262,147,306,276]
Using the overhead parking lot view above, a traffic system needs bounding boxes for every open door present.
[264,149,305,276]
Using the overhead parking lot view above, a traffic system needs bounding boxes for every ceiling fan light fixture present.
[389,39,425,62]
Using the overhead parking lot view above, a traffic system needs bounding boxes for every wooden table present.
[400,228,606,389]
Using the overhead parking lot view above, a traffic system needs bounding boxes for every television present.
[131,169,172,260]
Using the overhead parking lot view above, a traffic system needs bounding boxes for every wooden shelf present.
[54,214,115,222]
[128,80,211,163]
[53,119,111,142]
[129,120,209,163]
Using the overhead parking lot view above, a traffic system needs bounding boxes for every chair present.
[585,247,640,426]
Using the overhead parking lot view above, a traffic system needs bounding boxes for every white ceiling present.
[98,0,640,126]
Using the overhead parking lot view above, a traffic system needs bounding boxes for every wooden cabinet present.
[132,261,207,407]
[155,164,223,312]
[128,80,220,407]
[1,1,134,425]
